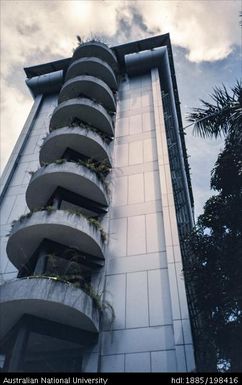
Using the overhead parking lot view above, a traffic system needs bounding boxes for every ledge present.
[40,126,111,166]
[7,210,105,270]
[59,75,116,112]
[26,162,109,210]
[65,57,118,90]
[72,42,118,73]
[26,70,64,97]
[50,98,114,136]
[0,277,99,339]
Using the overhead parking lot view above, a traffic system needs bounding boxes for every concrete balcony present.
[7,210,105,270]
[26,162,109,211]
[72,41,118,73]
[65,57,118,91]
[0,277,99,340]
[40,127,111,166]
[50,98,114,136]
[58,75,116,112]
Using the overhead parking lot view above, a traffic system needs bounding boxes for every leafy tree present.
[184,82,242,372]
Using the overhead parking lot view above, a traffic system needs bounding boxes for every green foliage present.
[211,130,242,196]
[76,35,108,47]
[10,207,107,244]
[185,82,242,372]
[81,283,115,326]
[65,209,108,244]
[48,117,113,143]
[45,205,56,214]
[88,217,108,243]
[25,273,115,324]
[54,158,66,165]
[29,157,111,192]
[70,117,112,143]
[187,81,241,139]
[76,158,111,182]
[10,207,54,229]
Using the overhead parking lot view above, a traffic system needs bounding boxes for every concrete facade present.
[0,34,195,372]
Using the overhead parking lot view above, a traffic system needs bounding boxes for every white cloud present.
[0,78,32,173]
[136,0,240,62]
[0,0,240,216]
[1,0,240,79]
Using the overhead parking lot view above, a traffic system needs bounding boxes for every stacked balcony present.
[2,41,118,371]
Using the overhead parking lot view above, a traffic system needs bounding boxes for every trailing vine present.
[18,274,115,325]
[10,207,108,243]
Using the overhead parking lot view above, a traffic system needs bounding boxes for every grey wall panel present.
[125,352,151,372]
[151,350,177,372]
[104,274,126,330]
[109,217,127,258]
[148,269,173,326]
[126,271,149,328]
[101,354,125,373]
[0,94,58,279]
[127,215,146,256]
[107,252,167,275]
[101,325,174,355]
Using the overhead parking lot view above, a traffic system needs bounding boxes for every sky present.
[0,0,241,218]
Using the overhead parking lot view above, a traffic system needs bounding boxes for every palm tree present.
[187,81,242,139]
[185,81,242,371]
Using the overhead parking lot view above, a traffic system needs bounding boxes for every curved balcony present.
[49,98,114,136]
[7,210,105,270]
[0,277,99,340]
[58,75,116,112]
[72,41,118,73]
[26,161,109,211]
[40,127,111,166]
[65,57,118,91]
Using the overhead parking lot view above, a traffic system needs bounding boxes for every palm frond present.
[187,81,242,139]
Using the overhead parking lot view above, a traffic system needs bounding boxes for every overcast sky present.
[0,0,241,218]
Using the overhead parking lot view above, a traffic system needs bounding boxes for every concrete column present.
[34,248,48,275]
[151,67,195,372]
[51,193,62,209]
[7,326,29,372]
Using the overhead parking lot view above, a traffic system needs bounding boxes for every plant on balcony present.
[83,283,115,326]
[45,205,56,215]
[48,117,112,141]
[10,205,108,244]
[76,35,108,47]
[76,91,116,116]
[65,209,108,243]
[54,158,66,165]
[33,157,111,185]
[69,118,112,143]
[77,92,99,106]
[11,206,57,229]
[23,273,114,325]
[76,158,111,181]
[106,109,116,118]
[88,217,107,243]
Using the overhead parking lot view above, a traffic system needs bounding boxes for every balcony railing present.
[65,57,118,91]
[50,98,114,136]
[0,277,100,337]
[26,161,109,211]
[72,41,118,73]
[7,209,106,270]
[58,75,116,112]
[40,126,111,166]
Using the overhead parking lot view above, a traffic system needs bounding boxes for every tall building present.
[0,34,195,372]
